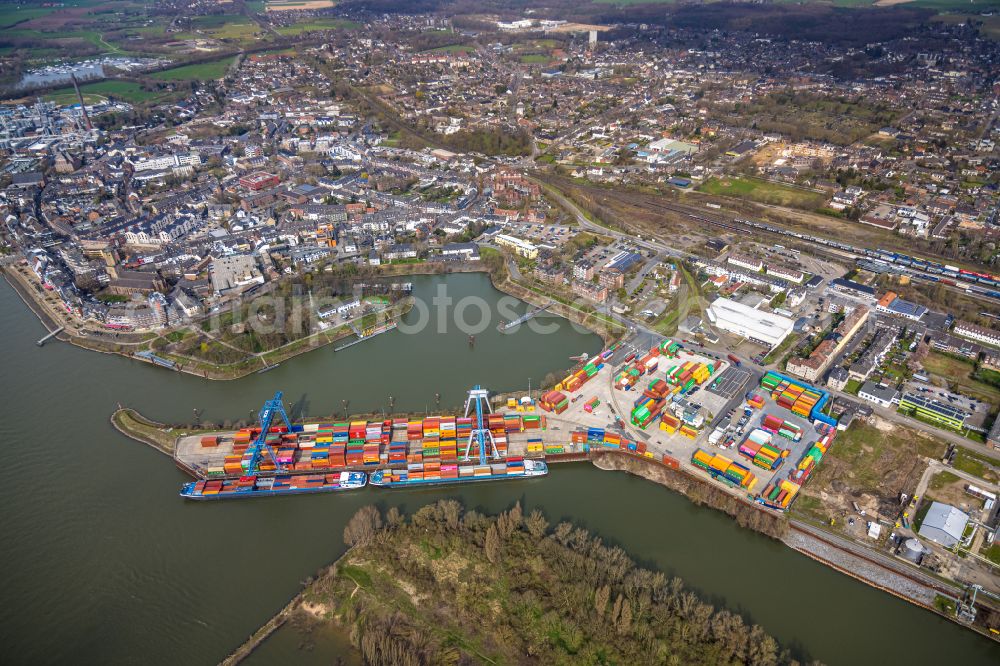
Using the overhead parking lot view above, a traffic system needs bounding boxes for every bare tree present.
[484,523,501,564]
[344,505,383,547]
[525,509,549,540]
[594,584,610,618]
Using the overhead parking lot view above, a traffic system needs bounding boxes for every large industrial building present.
[706,297,795,348]
[918,502,969,548]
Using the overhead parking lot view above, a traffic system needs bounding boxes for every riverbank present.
[592,449,1000,642]
[5,257,617,381]
[18,266,995,666]
[217,554,351,666]
[3,260,420,380]
[152,296,414,381]
[2,264,71,341]
[110,408,177,456]
[591,450,788,538]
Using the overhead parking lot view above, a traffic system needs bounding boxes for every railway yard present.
[546,178,1000,306]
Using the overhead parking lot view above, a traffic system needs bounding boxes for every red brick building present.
[240,172,280,191]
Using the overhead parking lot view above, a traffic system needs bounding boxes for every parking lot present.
[707,366,751,401]
[502,222,575,248]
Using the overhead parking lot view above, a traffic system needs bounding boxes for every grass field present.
[928,470,961,491]
[44,91,105,105]
[0,0,119,29]
[1,27,121,54]
[514,38,559,49]
[935,12,1000,40]
[953,447,1000,484]
[697,176,827,210]
[274,19,359,35]
[921,351,1000,405]
[424,43,474,53]
[0,6,60,29]
[763,332,800,364]
[191,15,259,40]
[520,54,550,64]
[909,0,1000,10]
[652,265,700,334]
[265,0,335,9]
[45,80,168,104]
[150,56,235,81]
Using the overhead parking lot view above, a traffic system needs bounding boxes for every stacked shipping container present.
[539,390,569,414]
[691,449,757,490]
[760,372,828,422]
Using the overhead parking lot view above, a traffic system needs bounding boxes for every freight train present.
[651,201,999,295]
[731,218,1000,292]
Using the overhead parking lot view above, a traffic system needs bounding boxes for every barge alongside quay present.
[370,458,547,488]
[180,471,367,500]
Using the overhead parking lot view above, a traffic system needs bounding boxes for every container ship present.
[179,471,367,500]
[369,457,547,488]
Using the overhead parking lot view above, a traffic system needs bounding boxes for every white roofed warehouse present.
[917,501,969,548]
[706,297,795,348]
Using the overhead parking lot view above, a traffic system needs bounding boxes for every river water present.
[0,273,996,665]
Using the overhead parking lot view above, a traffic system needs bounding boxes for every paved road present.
[626,253,664,294]
[507,259,522,281]
[915,459,999,504]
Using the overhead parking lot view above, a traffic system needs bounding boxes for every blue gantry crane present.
[463,385,499,465]
[245,391,292,475]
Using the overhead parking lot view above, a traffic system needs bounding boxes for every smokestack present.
[71,74,92,131]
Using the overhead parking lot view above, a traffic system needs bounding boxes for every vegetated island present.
[237,501,806,666]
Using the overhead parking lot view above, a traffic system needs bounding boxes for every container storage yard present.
[174,338,839,508]
[684,370,837,511]
[525,337,840,514]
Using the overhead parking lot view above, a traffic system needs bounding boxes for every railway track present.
[551,179,1000,304]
